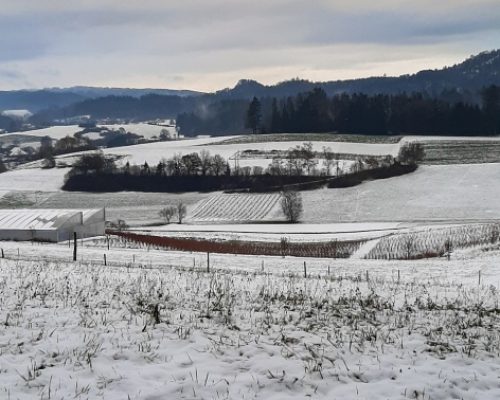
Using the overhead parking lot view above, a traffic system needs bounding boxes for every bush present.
[71,151,117,175]
[41,155,56,169]
[107,219,128,231]
[397,142,425,165]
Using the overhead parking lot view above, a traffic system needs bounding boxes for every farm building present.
[0,208,105,242]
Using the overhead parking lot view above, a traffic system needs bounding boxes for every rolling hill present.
[2,49,499,119]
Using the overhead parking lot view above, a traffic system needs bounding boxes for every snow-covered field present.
[0,168,68,193]
[1,239,500,399]
[40,191,210,226]
[4,123,177,142]
[97,139,399,166]
[1,125,83,141]
[101,123,177,140]
[1,163,500,225]
[303,163,500,222]
[2,130,500,398]
[188,193,283,223]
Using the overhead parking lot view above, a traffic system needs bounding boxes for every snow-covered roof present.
[0,209,103,230]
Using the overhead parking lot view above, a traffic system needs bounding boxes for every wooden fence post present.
[73,232,77,261]
[104,254,107,266]
[303,261,307,278]
[1,249,3,259]
[207,252,210,273]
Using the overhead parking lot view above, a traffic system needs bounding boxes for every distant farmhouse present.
[0,209,105,242]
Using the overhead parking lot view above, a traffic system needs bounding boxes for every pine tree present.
[245,97,262,134]
[270,98,281,133]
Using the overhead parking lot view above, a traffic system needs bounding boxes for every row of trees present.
[39,135,97,168]
[69,140,423,180]
[127,151,229,177]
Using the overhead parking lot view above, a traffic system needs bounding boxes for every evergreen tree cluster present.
[176,85,500,136]
[263,85,500,135]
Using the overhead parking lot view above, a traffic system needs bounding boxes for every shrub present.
[397,142,425,165]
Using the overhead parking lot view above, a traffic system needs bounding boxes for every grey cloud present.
[0,0,498,90]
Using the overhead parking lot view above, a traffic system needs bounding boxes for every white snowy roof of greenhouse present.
[0,209,102,230]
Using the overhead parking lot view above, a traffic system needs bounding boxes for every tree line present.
[179,85,500,136]
[63,142,422,193]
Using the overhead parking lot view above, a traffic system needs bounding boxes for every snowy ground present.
[1,163,500,225]
[0,168,68,193]
[1,240,500,399]
[140,222,402,243]
[90,138,399,166]
[1,125,83,141]
[100,123,177,140]
[4,123,178,142]
[40,191,210,226]
[303,163,500,222]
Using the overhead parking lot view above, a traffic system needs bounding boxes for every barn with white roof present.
[0,208,105,242]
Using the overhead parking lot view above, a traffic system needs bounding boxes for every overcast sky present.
[1,0,499,92]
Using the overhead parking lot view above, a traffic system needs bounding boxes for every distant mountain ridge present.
[217,50,500,99]
[2,49,499,115]
[48,86,203,99]
[0,86,204,113]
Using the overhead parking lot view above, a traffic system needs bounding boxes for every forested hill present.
[218,50,500,100]
[0,87,204,113]
[18,49,500,132]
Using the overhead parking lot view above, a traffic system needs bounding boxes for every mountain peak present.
[234,79,265,89]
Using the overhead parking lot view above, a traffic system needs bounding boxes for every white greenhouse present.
[0,208,106,242]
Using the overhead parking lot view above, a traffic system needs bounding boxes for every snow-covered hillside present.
[1,163,500,224]
[303,163,500,222]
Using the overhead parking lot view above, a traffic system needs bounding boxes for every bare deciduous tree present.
[177,202,187,224]
[280,190,303,223]
[280,236,290,257]
[199,149,212,176]
[210,154,226,176]
[159,206,176,224]
[443,238,453,261]
[403,232,416,260]
[490,225,500,244]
